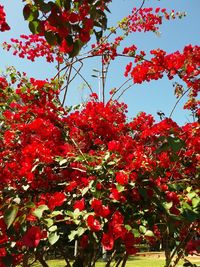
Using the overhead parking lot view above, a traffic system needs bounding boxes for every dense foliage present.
[0,1,199,267]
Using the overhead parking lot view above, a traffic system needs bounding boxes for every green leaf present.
[187,192,196,200]
[182,209,199,222]
[48,231,59,245]
[139,225,146,234]
[125,224,132,231]
[138,188,147,200]
[145,230,154,237]
[182,202,192,211]
[68,230,77,241]
[29,20,40,34]
[49,225,57,232]
[132,229,140,237]
[167,136,184,152]
[69,40,82,58]
[192,197,200,209]
[81,186,89,196]
[2,255,13,267]
[107,161,116,166]
[33,205,48,219]
[59,158,68,166]
[4,205,18,229]
[163,201,173,211]
[23,5,39,21]
[51,211,63,217]
[44,218,54,228]
[56,0,63,7]
[40,2,53,13]
[23,4,31,20]
[116,184,125,192]
[103,151,110,162]
[44,31,57,46]
[77,227,85,237]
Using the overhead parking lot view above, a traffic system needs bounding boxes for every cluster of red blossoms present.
[91,7,183,64]
[0,5,10,32]
[126,7,186,33]
[125,45,200,112]
[21,0,111,54]
[3,35,57,62]
[0,2,199,266]
[0,73,199,265]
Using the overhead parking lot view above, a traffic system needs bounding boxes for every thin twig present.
[62,59,74,106]
[111,78,132,100]
[169,88,190,118]
[105,249,117,267]
[71,65,93,94]
[116,84,134,100]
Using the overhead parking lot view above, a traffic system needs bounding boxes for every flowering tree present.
[0,1,199,267]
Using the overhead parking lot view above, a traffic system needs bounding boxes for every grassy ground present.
[32,257,200,267]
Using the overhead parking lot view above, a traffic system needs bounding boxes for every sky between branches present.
[0,0,199,125]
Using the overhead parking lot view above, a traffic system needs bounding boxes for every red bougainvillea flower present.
[87,215,101,232]
[91,198,110,218]
[116,171,129,185]
[73,198,85,211]
[0,247,6,257]
[47,192,66,211]
[0,5,10,32]
[22,226,42,247]
[101,232,114,251]
[124,232,137,255]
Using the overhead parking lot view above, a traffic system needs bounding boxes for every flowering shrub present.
[0,1,199,267]
[0,5,9,32]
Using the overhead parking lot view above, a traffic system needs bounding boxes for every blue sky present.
[0,0,199,125]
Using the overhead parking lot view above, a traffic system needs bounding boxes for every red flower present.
[48,192,66,211]
[91,199,110,218]
[0,247,6,257]
[22,226,42,248]
[116,171,129,185]
[102,233,114,250]
[87,215,101,232]
[73,198,85,211]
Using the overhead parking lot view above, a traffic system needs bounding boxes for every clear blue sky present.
[0,0,199,125]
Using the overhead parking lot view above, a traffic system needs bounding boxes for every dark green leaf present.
[29,20,40,34]
[167,136,184,152]
[23,5,39,22]
[40,2,52,13]
[44,31,57,46]
[68,42,80,56]
[94,29,103,42]
[23,4,31,20]
[2,255,13,267]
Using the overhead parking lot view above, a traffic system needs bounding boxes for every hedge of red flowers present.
[0,1,199,267]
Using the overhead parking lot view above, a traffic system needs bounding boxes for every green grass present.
[32,257,200,267]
